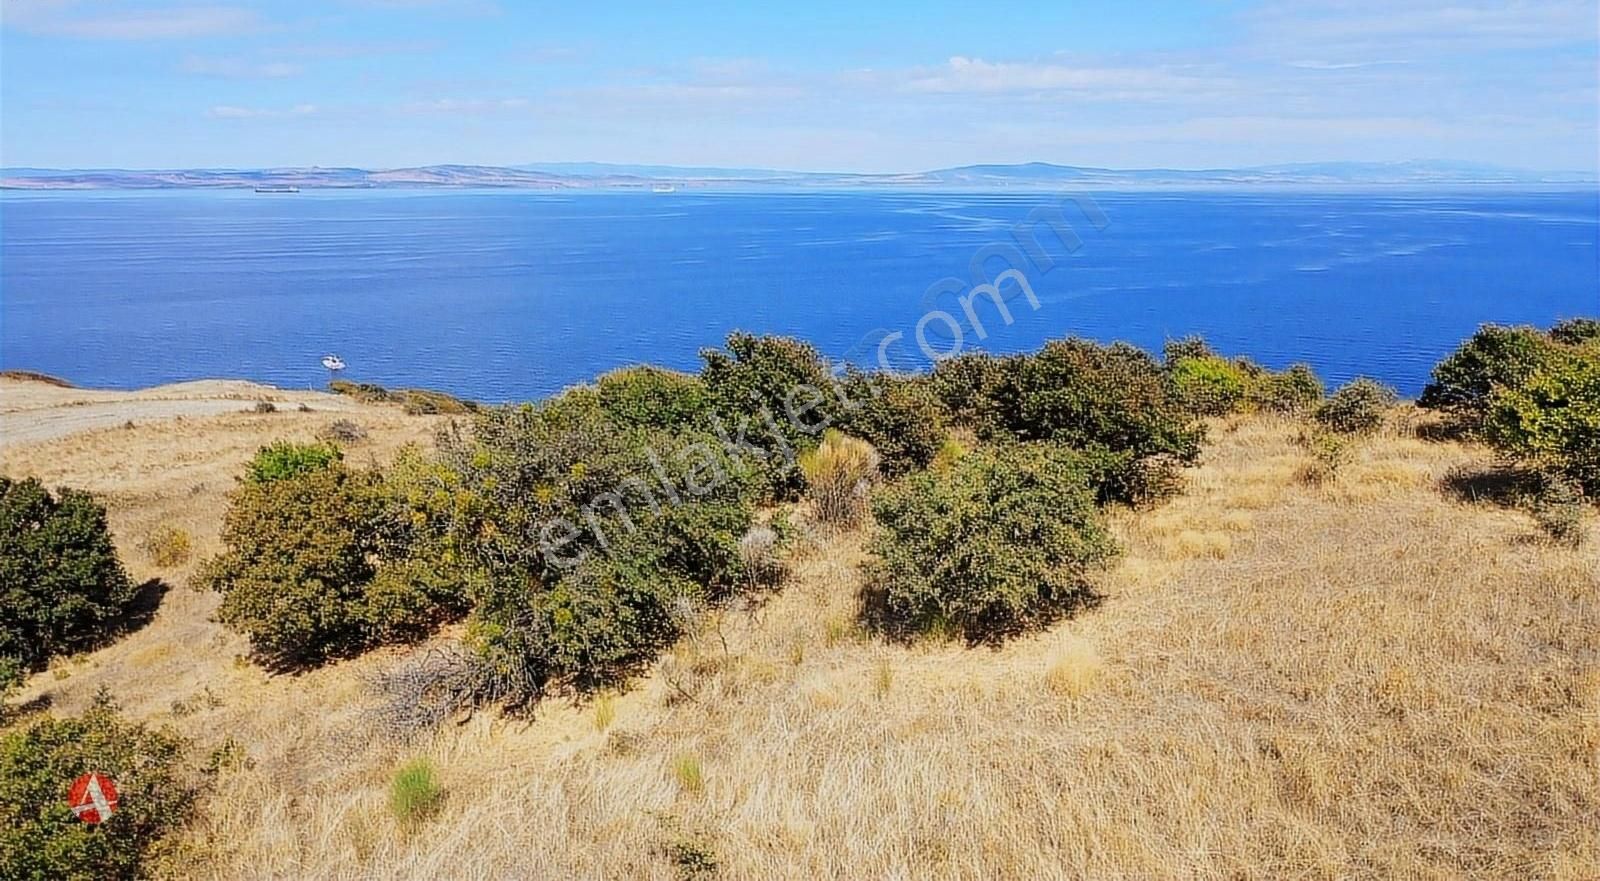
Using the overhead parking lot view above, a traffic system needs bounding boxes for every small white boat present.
[652,184,676,194]
[321,354,346,371]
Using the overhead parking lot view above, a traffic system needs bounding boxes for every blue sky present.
[2,0,1596,171]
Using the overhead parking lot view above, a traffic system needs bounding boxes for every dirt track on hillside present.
[0,378,364,447]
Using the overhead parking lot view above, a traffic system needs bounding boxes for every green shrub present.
[430,398,762,705]
[835,371,948,475]
[1248,363,1325,414]
[388,757,443,827]
[798,430,880,527]
[1162,335,1216,365]
[0,694,198,881]
[1549,317,1600,347]
[699,333,841,495]
[1295,430,1352,485]
[1007,339,1204,460]
[1483,351,1600,495]
[0,658,20,725]
[243,441,342,484]
[862,442,1117,643]
[0,478,135,670]
[928,351,1018,436]
[203,460,454,666]
[1314,378,1397,435]
[1419,325,1560,427]
[596,366,711,430]
[1169,355,1249,416]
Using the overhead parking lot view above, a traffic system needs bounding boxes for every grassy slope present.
[3,402,1597,880]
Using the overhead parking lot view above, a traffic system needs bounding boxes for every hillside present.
[3,376,1595,879]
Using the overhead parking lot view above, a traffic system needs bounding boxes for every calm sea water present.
[2,189,1595,401]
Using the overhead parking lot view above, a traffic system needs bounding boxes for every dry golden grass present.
[5,401,1597,880]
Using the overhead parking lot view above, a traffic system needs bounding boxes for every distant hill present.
[3,159,1593,190]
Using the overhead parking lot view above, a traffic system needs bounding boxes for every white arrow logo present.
[72,774,114,821]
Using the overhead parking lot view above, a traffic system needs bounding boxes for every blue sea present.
[2,189,1595,401]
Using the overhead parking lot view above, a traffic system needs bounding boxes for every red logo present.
[67,773,119,824]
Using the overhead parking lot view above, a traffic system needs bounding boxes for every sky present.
[1,0,1597,172]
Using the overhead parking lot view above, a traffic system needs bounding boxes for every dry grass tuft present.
[1043,635,1102,699]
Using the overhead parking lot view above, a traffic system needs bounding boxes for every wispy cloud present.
[399,97,529,114]
[898,56,1237,101]
[1286,59,1413,71]
[1245,0,1598,57]
[3,2,264,40]
[209,103,319,119]
[181,56,302,78]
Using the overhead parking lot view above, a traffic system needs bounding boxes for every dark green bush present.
[1248,364,1325,414]
[427,396,763,705]
[243,441,343,484]
[835,371,947,475]
[862,442,1117,643]
[596,366,711,430]
[1549,317,1600,347]
[0,478,135,670]
[1419,325,1560,427]
[0,658,20,725]
[1483,351,1600,495]
[203,459,454,666]
[699,333,841,494]
[0,694,198,881]
[928,351,1019,437]
[1314,378,1397,435]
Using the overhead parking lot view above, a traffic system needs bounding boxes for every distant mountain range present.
[3,160,1593,190]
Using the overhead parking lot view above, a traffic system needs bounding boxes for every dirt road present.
[0,378,365,448]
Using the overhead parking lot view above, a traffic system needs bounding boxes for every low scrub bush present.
[699,333,841,496]
[1295,430,1352,485]
[0,694,199,881]
[862,442,1117,643]
[203,457,457,666]
[1483,350,1600,495]
[596,366,711,430]
[1549,317,1600,347]
[427,396,763,705]
[140,526,192,569]
[932,340,1204,503]
[835,371,947,475]
[798,430,880,527]
[0,478,135,670]
[250,400,277,414]
[1314,378,1397,434]
[1169,355,1249,416]
[1248,363,1325,414]
[244,441,342,484]
[1419,324,1561,428]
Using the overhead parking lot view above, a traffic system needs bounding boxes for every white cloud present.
[399,97,529,114]
[899,56,1237,101]
[181,56,303,79]
[209,104,319,119]
[3,2,263,40]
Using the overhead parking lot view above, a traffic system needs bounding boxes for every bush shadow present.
[1439,464,1545,509]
